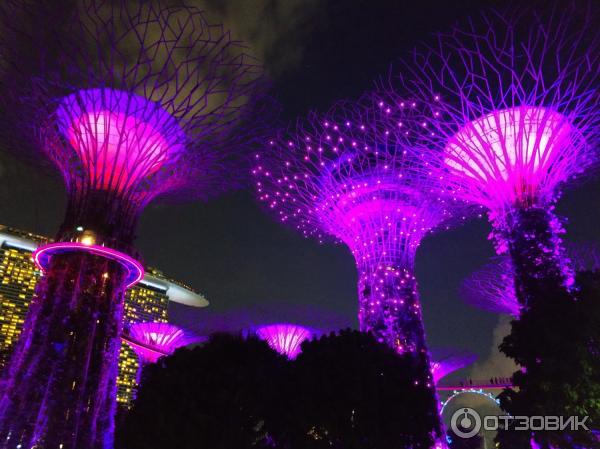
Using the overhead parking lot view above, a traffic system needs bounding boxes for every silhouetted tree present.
[497,271,600,449]
[117,330,446,449]
[116,333,286,449]
[274,329,441,449]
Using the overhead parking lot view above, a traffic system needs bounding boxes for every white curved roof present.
[0,230,41,252]
[140,273,209,308]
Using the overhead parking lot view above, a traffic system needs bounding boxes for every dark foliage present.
[117,330,441,449]
[116,333,286,449]
[496,271,600,449]
[277,330,441,449]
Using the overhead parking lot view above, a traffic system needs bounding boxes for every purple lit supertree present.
[254,91,466,447]
[430,348,477,385]
[462,243,600,317]
[461,256,521,317]
[398,5,600,308]
[121,323,204,405]
[123,323,202,366]
[565,241,600,274]
[0,2,264,448]
[255,323,315,359]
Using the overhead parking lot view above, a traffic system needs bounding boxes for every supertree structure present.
[123,322,202,365]
[121,323,202,406]
[430,348,477,385]
[461,256,521,316]
[398,4,600,308]
[255,323,315,359]
[254,91,466,448]
[0,2,264,448]
[566,241,600,274]
[462,243,600,316]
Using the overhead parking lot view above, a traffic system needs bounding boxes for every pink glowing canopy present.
[397,6,600,218]
[55,88,186,195]
[444,106,581,210]
[255,323,313,359]
[430,349,477,384]
[123,322,198,364]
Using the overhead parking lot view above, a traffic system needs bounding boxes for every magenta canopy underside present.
[124,322,197,364]
[55,88,186,194]
[255,323,313,359]
[444,106,581,211]
[430,354,477,384]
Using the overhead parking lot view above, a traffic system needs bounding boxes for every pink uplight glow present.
[400,7,599,221]
[255,323,313,359]
[445,106,580,211]
[123,322,199,364]
[33,242,144,288]
[56,88,185,195]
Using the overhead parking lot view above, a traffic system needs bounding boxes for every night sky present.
[0,0,597,382]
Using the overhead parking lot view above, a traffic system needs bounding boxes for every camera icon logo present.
[450,407,482,439]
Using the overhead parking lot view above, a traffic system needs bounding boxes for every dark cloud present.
[151,0,320,76]
[201,0,320,76]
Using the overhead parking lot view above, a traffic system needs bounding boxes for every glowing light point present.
[255,324,314,359]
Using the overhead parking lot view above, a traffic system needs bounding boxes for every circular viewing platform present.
[33,242,145,288]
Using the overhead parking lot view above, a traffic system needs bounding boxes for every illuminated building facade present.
[117,269,207,408]
[0,226,207,408]
[0,227,49,367]
[117,270,170,408]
